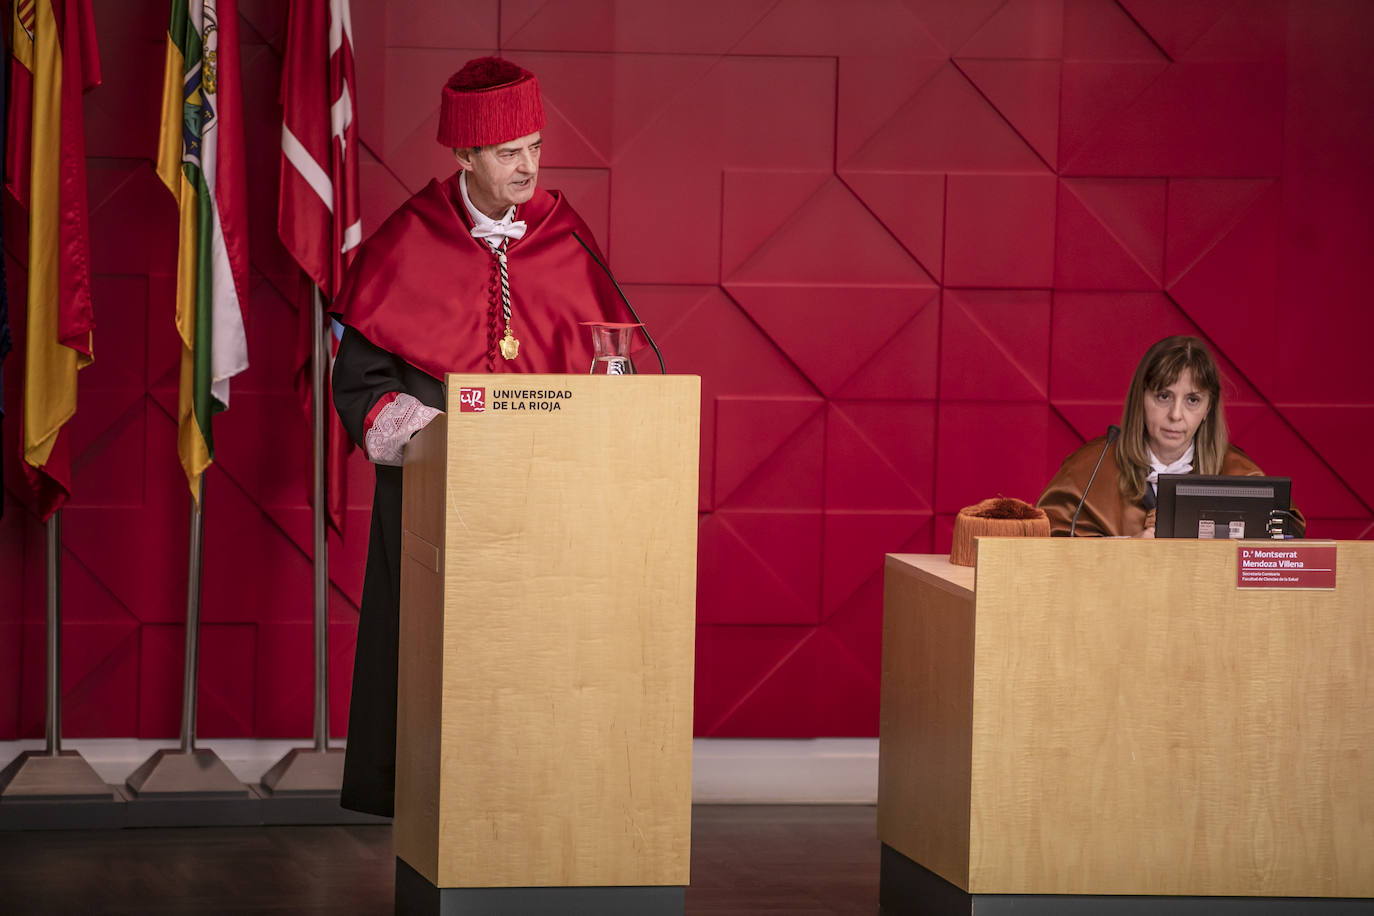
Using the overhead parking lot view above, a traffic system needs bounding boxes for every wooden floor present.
[0,805,879,915]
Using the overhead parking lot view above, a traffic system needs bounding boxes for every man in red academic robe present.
[332,57,636,817]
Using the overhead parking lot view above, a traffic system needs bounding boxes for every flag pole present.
[312,285,330,754]
[0,511,112,802]
[124,478,249,800]
[260,286,345,795]
[45,512,63,756]
[179,477,206,753]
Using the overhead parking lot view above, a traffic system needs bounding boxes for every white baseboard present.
[1,737,878,804]
[691,738,877,804]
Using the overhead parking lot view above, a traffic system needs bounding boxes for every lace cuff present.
[364,393,442,466]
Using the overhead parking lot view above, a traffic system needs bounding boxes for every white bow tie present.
[470,217,527,247]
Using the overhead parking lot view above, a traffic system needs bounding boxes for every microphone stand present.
[571,230,666,374]
[1069,425,1122,537]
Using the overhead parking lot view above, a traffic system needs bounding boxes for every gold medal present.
[500,327,520,360]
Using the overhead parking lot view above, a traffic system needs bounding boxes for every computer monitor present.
[1155,474,1294,539]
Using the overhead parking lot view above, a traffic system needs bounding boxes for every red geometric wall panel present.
[2,0,1371,744]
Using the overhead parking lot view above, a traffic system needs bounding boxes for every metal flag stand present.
[124,478,253,814]
[0,512,115,813]
[260,288,346,797]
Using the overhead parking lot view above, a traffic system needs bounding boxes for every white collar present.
[459,172,526,248]
[1146,442,1195,484]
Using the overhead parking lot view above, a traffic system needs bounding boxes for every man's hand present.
[364,394,443,466]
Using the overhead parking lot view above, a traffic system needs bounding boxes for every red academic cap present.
[437,57,545,148]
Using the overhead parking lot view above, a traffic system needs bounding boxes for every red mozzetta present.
[333,174,631,376]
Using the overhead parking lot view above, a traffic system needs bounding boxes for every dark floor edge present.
[0,785,389,830]
[395,857,685,916]
[0,785,128,831]
[880,844,1374,916]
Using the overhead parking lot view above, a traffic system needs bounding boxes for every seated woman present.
[1038,335,1301,538]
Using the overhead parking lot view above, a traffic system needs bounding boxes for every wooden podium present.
[879,538,1374,915]
[395,374,699,915]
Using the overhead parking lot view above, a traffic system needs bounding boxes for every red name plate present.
[1237,544,1337,589]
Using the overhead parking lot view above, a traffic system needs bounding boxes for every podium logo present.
[458,387,486,412]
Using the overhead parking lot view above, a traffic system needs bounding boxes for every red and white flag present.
[278,0,359,534]
[278,0,359,297]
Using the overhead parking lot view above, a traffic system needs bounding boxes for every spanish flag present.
[157,0,249,500]
[8,0,101,520]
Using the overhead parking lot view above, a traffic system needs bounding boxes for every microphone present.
[571,230,667,375]
[1068,424,1121,538]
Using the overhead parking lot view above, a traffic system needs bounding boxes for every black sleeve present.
[331,327,446,449]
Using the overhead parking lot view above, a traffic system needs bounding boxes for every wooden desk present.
[879,538,1374,910]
